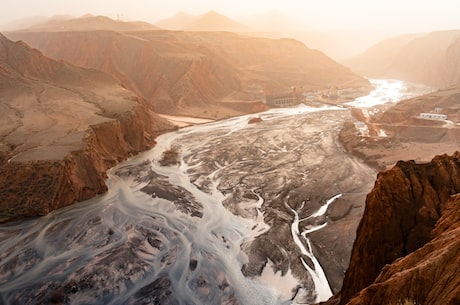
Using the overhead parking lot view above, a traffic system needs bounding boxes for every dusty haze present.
[2,0,460,34]
[2,1,460,60]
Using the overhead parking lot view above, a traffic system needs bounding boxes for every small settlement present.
[264,86,338,107]
[419,107,448,120]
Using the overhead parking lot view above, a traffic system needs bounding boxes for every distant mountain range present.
[154,11,391,60]
[7,15,369,119]
[346,30,460,88]
[154,10,318,33]
[2,11,396,61]
[22,14,159,32]
[0,15,74,31]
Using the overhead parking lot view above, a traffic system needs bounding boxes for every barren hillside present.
[8,19,370,118]
[0,33,172,221]
[346,30,460,89]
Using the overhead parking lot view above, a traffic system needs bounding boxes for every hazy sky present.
[2,0,460,34]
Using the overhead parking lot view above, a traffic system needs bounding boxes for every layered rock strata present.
[0,33,173,221]
[0,104,172,221]
[332,152,460,305]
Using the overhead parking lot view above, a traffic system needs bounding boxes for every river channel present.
[0,80,429,305]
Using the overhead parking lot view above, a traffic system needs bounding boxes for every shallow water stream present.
[0,80,429,305]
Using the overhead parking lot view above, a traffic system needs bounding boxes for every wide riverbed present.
[0,80,430,305]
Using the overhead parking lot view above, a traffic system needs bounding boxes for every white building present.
[419,113,448,120]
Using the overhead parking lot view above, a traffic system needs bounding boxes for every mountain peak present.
[183,10,250,32]
[201,10,223,17]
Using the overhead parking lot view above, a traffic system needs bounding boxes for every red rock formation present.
[337,152,460,305]
[0,104,170,220]
[0,33,173,221]
[247,117,262,124]
[345,194,460,305]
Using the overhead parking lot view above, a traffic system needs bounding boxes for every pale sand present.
[158,114,214,127]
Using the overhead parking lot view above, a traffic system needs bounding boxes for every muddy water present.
[0,80,428,305]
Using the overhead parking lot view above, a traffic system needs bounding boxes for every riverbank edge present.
[0,103,176,223]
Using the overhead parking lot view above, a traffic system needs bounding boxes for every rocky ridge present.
[325,152,460,304]
[23,15,159,32]
[0,33,173,221]
[7,21,370,119]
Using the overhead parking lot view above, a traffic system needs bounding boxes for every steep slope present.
[0,33,172,221]
[8,27,370,119]
[346,195,459,305]
[344,33,423,76]
[336,152,460,305]
[346,30,460,88]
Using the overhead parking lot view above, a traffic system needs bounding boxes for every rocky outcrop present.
[0,33,173,221]
[0,104,171,221]
[345,194,460,305]
[336,152,460,305]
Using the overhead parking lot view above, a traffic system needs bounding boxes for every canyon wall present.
[333,152,460,305]
[0,33,173,221]
[0,103,172,221]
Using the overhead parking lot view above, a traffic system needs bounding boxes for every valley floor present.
[341,108,460,171]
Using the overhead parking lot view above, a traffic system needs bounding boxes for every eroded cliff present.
[334,152,460,305]
[0,33,173,221]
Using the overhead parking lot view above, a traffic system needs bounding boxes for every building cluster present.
[265,86,305,107]
[264,85,342,107]
[265,92,304,107]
